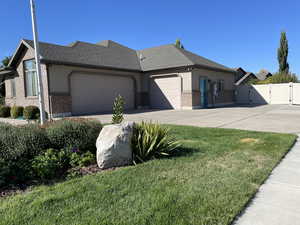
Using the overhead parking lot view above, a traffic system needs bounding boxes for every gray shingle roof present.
[18,39,234,73]
[137,45,193,71]
[23,39,142,71]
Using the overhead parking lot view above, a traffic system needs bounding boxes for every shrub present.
[0,159,10,187]
[0,97,4,106]
[32,149,96,180]
[70,151,95,168]
[269,72,298,83]
[0,105,11,117]
[10,106,24,119]
[112,95,125,124]
[31,149,71,180]
[23,105,40,120]
[0,124,49,161]
[131,122,180,163]
[46,119,102,154]
[0,124,50,186]
[252,73,299,85]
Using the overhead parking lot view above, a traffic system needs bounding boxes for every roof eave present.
[0,68,16,80]
[141,64,194,73]
[194,64,236,74]
[42,59,142,73]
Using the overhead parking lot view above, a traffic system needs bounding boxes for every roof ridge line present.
[135,50,143,71]
[172,45,195,65]
[138,43,174,51]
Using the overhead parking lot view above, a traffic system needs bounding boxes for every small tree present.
[277,31,289,73]
[175,39,184,49]
[1,56,11,68]
[112,95,125,124]
[0,56,11,98]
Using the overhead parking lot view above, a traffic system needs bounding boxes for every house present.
[0,39,236,117]
[234,67,272,85]
[233,67,247,82]
[256,70,272,80]
[235,72,257,85]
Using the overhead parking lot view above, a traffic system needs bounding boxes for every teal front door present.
[199,78,208,108]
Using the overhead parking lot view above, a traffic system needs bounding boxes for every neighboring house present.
[233,67,247,82]
[256,70,272,80]
[235,72,257,85]
[0,39,236,117]
[234,67,272,85]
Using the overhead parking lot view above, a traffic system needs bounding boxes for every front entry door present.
[199,78,208,108]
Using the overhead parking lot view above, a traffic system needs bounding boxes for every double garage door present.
[150,76,182,109]
[71,73,134,115]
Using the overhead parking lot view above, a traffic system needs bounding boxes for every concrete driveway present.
[80,104,300,134]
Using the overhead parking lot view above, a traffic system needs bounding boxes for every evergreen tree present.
[175,39,184,49]
[1,56,11,68]
[277,32,289,73]
[0,56,11,98]
[112,95,125,124]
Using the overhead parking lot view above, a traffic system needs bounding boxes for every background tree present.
[175,39,184,49]
[1,56,11,68]
[0,56,11,98]
[277,31,289,73]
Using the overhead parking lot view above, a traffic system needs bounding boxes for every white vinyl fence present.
[236,83,300,105]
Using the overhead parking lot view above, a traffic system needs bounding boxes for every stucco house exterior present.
[0,39,236,117]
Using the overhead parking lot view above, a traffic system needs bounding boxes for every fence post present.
[269,84,272,104]
[289,82,293,105]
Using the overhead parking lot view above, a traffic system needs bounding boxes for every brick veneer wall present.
[49,95,72,117]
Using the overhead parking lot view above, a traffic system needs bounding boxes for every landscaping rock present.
[96,121,135,169]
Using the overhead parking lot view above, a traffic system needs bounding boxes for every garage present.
[150,76,181,109]
[70,73,135,115]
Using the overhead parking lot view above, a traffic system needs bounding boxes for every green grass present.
[0,126,296,225]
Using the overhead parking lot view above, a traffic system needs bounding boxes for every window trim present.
[23,59,38,97]
[11,79,16,98]
[217,79,225,93]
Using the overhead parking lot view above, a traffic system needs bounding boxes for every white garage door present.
[71,73,134,115]
[150,76,181,109]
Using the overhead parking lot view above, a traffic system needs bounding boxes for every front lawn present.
[0,125,296,225]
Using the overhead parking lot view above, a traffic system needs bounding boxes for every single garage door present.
[71,73,134,115]
[150,76,181,109]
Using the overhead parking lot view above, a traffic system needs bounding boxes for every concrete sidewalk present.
[234,135,300,225]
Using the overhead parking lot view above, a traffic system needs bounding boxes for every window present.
[24,60,38,96]
[11,79,16,97]
[217,80,224,92]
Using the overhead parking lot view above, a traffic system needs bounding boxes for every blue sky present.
[1,0,299,75]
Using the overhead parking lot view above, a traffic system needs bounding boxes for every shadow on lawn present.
[171,146,201,158]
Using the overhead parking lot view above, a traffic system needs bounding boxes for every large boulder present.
[96,121,135,169]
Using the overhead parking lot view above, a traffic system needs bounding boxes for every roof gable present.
[8,40,35,67]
